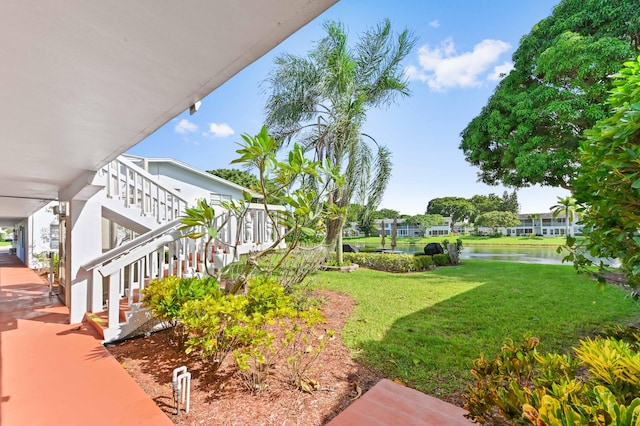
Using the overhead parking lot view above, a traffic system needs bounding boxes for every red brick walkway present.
[0,250,172,426]
[328,379,474,425]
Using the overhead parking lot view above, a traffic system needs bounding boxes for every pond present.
[352,243,568,265]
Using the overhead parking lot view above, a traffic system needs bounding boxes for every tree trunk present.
[327,215,346,265]
[447,243,459,265]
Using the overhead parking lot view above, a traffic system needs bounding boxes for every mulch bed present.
[107,289,386,425]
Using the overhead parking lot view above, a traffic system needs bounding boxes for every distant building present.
[346,212,581,238]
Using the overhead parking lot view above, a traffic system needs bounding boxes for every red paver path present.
[0,250,172,426]
[327,379,474,426]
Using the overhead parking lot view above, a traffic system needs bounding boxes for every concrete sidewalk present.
[0,251,172,426]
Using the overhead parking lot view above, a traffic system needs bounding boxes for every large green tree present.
[371,208,401,219]
[207,168,259,188]
[426,197,474,230]
[460,0,639,190]
[470,191,519,221]
[572,56,640,285]
[475,211,521,234]
[263,20,415,262]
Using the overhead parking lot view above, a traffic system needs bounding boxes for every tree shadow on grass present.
[350,262,639,405]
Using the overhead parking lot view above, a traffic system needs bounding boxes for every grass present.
[0,241,11,246]
[344,235,572,246]
[314,260,640,400]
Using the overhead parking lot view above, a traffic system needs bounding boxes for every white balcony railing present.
[101,156,187,225]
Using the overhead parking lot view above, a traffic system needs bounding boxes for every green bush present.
[359,247,379,253]
[413,254,434,270]
[145,275,332,392]
[339,252,430,272]
[141,275,220,346]
[141,276,220,324]
[433,253,450,266]
[181,290,253,372]
[464,333,640,425]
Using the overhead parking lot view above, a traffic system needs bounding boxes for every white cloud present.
[208,122,235,138]
[428,20,440,28]
[175,118,198,134]
[488,61,514,81]
[406,37,511,91]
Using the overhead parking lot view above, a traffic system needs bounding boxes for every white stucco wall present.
[25,202,59,268]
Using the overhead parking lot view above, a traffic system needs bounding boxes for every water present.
[353,243,568,265]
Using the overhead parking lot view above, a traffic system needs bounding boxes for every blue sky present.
[128,0,570,215]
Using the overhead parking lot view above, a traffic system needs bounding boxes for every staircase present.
[80,156,285,343]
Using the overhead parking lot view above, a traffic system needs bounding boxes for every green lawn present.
[314,260,639,401]
[344,235,572,246]
[0,241,11,246]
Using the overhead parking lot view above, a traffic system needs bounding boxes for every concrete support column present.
[67,196,103,324]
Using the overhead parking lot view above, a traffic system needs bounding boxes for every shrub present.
[432,253,450,266]
[142,276,220,323]
[464,337,544,424]
[340,252,428,273]
[279,309,331,392]
[464,333,640,425]
[233,331,275,393]
[141,275,219,346]
[413,254,434,270]
[181,290,251,372]
[162,275,331,392]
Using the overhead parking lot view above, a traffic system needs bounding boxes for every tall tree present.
[357,212,378,237]
[529,213,542,236]
[426,197,474,230]
[470,191,519,221]
[500,191,520,214]
[372,208,401,219]
[207,168,258,188]
[345,203,364,223]
[264,20,416,262]
[460,0,638,190]
[550,195,577,237]
[573,56,640,285]
[475,211,521,234]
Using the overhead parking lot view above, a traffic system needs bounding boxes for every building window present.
[211,193,232,205]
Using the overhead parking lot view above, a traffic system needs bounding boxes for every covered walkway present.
[0,249,171,425]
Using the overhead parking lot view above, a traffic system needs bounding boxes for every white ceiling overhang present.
[0,0,337,225]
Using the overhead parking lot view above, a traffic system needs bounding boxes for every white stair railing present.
[101,156,187,225]
[81,204,286,343]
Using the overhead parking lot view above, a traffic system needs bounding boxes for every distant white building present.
[345,211,580,238]
[346,217,454,238]
[504,212,581,237]
[473,212,581,237]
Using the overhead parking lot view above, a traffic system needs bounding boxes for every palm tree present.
[264,20,415,263]
[550,196,577,237]
[529,213,541,236]
[391,218,398,250]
